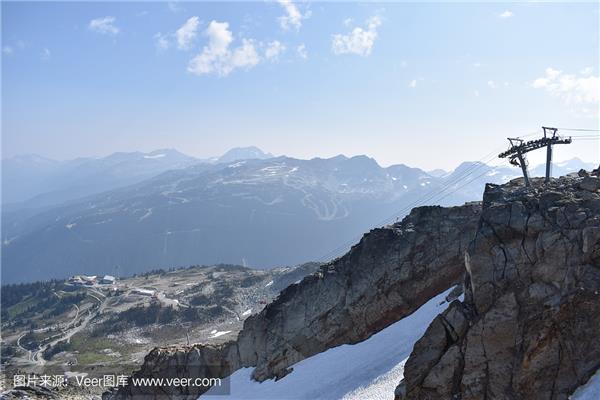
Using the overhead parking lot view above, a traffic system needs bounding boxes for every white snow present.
[342,359,407,400]
[572,368,600,400]
[3,236,18,245]
[209,330,232,339]
[138,208,153,221]
[261,165,285,175]
[204,288,454,400]
[65,223,77,229]
[242,309,252,317]
[144,154,166,159]
[264,281,273,288]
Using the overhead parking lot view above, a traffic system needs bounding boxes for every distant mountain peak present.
[217,146,274,164]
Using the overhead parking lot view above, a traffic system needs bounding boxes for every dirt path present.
[30,292,106,366]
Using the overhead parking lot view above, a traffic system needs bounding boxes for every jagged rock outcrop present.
[106,202,482,399]
[397,173,600,400]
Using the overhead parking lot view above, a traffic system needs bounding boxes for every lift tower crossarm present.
[498,127,572,187]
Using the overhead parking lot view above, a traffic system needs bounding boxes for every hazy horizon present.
[4,144,598,173]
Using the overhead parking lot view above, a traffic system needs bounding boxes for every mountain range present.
[1,148,595,283]
[1,146,274,210]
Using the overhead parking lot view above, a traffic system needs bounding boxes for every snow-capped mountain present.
[530,157,597,178]
[216,146,274,164]
[1,155,593,283]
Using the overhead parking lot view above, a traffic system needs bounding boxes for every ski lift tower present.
[498,127,572,187]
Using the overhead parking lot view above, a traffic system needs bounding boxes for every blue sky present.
[2,1,599,170]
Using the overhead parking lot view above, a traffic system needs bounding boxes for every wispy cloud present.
[277,0,310,31]
[89,16,119,35]
[153,17,200,52]
[332,16,382,57]
[265,41,286,61]
[499,10,514,18]
[487,80,497,89]
[297,43,308,59]
[154,32,170,51]
[409,79,417,88]
[41,48,51,61]
[176,16,200,50]
[532,67,599,116]
[187,21,260,77]
[2,46,13,55]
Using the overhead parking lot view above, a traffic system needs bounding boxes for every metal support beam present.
[517,152,530,187]
[545,144,553,183]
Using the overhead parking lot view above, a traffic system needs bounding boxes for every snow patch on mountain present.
[203,288,454,400]
[572,368,600,400]
[209,331,232,339]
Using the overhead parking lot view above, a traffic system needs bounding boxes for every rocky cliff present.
[397,172,600,400]
[105,202,482,399]
[107,171,600,400]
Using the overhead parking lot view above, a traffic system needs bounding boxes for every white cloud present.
[176,16,200,50]
[278,0,309,31]
[41,48,51,61]
[2,46,13,55]
[532,67,599,115]
[154,32,170,51]
[499,10,514,18]
[265,41,286,61]
[331,16,382,57]
[409,79,417,88]
[89,16,119,35]
[472,62,482,68]
[343,18,353,27]
[297,43,308,59]
[187,20,260,77]
[474,90,480,97]
[487,80,497,89]
[581,66,594,76]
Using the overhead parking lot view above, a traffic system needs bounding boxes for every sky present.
[2,1,599,170]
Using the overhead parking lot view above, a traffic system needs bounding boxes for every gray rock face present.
[239,203,481,382]
[398,174,600,400]
[106,202,482,399]
[104,342,242,400]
